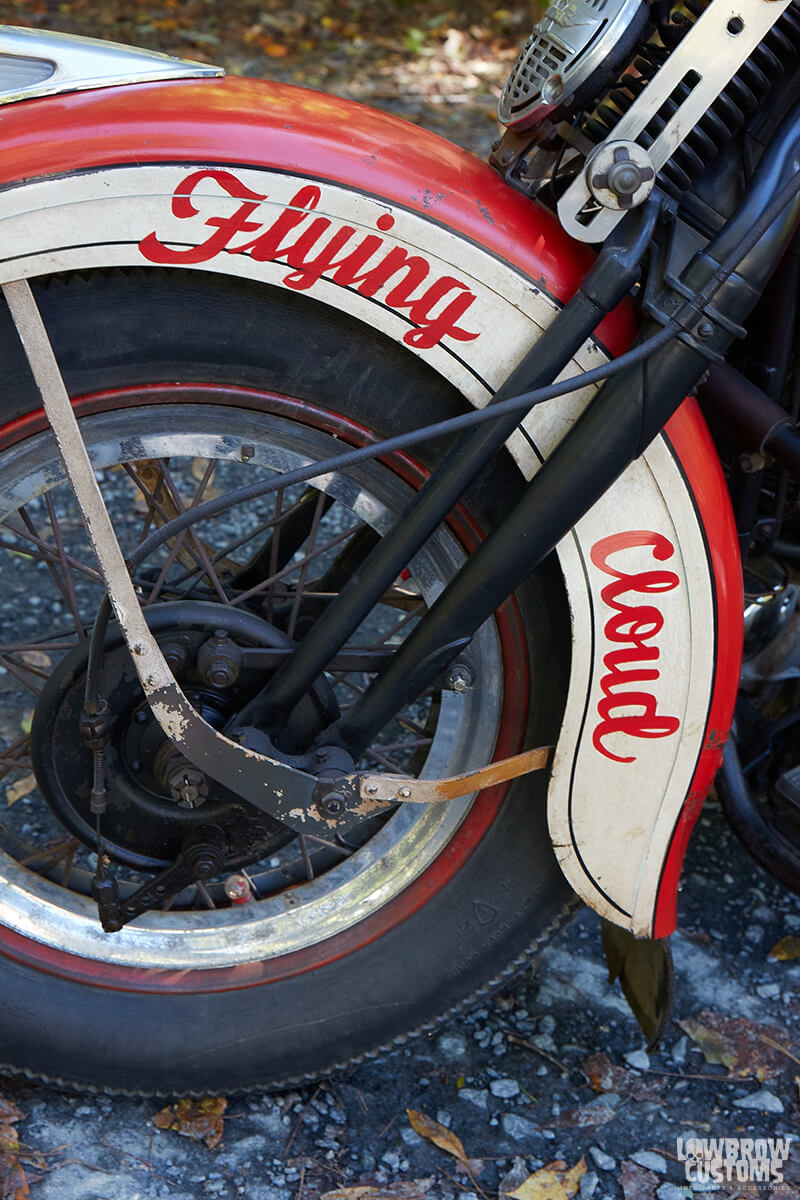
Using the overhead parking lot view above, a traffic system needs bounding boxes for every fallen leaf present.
[508,1157,586,1200]
[550,1097,619,1128]
[580,1052,660,1101]
[19,652,51,670]
[0,1096,28,1199]
[19,713,33,736]
[768,936,800,961]
[5,775,36,807]
[406,1110,469,1168]
[322,1183,434,1200]
[0,1104,23,1127]
[152,1097,227,1150]
[678,1012,791,1080]
[620,1160,658,1200]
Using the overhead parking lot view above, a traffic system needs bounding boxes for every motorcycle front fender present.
[0,73,743,936]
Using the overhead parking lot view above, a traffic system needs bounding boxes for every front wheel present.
[0,269,572,1094]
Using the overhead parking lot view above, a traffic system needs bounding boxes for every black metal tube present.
[699,360,800,478]
[239,202,661,731]
[336,105,800,756]
[717,737,800,895]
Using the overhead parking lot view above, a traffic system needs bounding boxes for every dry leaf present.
[678,1012,790,1080]
[0,1104,24,1128]
[5,775,36,807]
[508,1157,586,1200]
[768,936,800,961]
[581,1052,661,1101]
[620,1161,658,1200]
[152,1097,227,1150]
[551,1099,619,1129]
[322,1183,434,1200]
[406,1110,469,1168]
[0,1096,28,1200]
[19,652,51,671]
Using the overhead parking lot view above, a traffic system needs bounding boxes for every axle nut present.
[320,792,344,817]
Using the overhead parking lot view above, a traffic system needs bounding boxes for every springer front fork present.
[4,100,800,845]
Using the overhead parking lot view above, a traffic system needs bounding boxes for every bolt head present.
[398,786,412,799]
[607,162,641,196]
[321,793,344,816]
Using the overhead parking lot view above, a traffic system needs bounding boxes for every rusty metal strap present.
[354,746,552,805]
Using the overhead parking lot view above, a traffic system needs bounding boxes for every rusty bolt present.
[398,786,412,799]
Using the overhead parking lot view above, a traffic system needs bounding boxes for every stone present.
[490,1078,520,1099]
[438,1034,468,1058]
[733,1089,784,1113]
[624,1049,650,1071]
[579,1173,599,1199]
[756,983,780,999]
[630,1150,667,1174]
[589,1147,616,1172]
[657,1186,689,1200]
[671,1036,688,1066]
[458,1089,489,1110]
[501,1113,537,1142]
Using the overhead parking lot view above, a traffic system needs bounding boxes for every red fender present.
[0,76,742,934]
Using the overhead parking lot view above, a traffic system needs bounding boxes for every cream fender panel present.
[0,164,717,934]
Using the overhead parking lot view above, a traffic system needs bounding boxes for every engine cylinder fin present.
[580,0,800,202]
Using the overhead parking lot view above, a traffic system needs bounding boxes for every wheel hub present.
[30,601,329,869]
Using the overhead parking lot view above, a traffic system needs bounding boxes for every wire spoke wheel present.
[0,269,570,1093]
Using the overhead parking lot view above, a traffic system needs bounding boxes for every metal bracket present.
[642,227,747,360]
[556,0,795,242]
[2,279,553,838]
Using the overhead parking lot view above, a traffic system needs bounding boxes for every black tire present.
[0,269,573,1095]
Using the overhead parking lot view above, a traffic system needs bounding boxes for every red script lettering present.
[590,531,681,764]
[139,169,481,352]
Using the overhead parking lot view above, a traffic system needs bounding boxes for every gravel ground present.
[4,799,799,1199]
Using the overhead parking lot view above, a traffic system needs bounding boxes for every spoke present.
[228,523,358,609]
[298,834,315,882]
[0,655,42,695]
[266,488,283,622]
[234,487,333,594]
[286,491,327,641]
[362,745,411,774]
[0,735,33,782]
[2,514,103,585]
[122,461,227,600]
[194,880,217,910]
[160,487,316,595]
[301,834,354,858]
[154,459,232,606]
[143,525,194,605]
[43,493,88,640]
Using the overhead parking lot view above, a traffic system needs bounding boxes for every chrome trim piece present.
[498,0,645,131]
[557,0,794,242]
[0,24,222,107]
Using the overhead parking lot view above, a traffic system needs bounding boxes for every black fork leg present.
[236,204,660,734]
